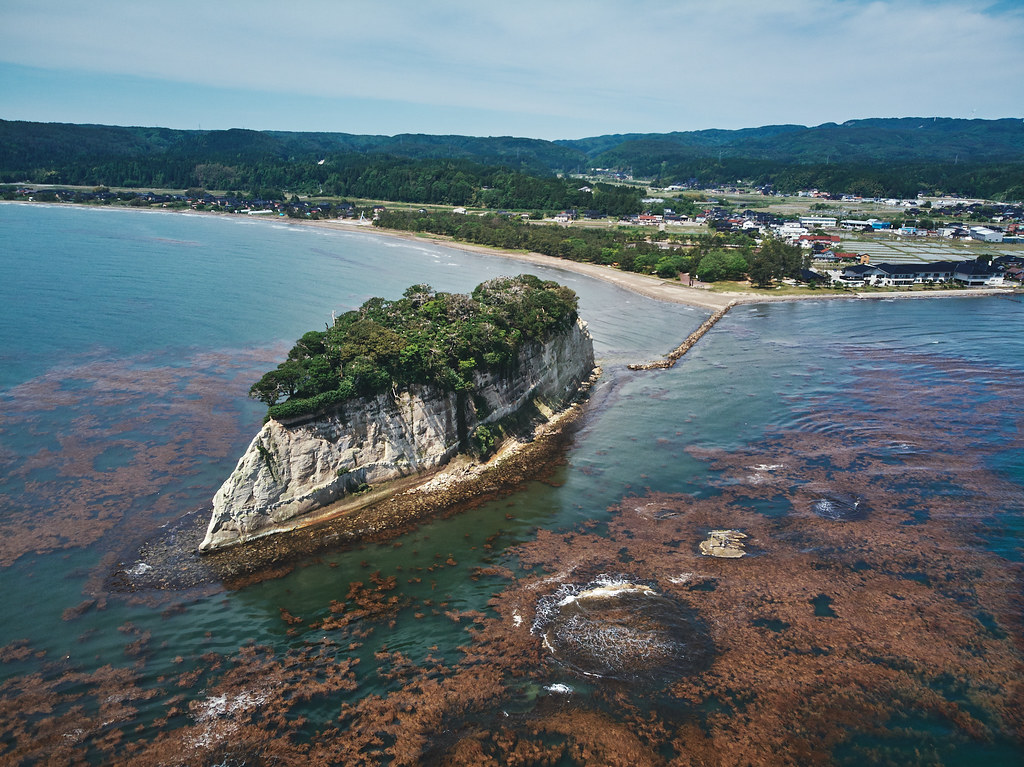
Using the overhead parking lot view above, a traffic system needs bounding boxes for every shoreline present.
[122,366,601,589]
[5,200,1017,310]
[287,216,1020,310]
[6,200,1016,586]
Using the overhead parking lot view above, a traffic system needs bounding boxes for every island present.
[199,275,597,552]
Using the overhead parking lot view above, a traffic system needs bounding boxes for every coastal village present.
[9,184,1024,290]
[585,192,1024,289]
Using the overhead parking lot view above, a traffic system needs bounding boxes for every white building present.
[799,216,837,229]
[969,226,1003,243]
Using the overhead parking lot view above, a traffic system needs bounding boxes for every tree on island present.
[249,276,580,421]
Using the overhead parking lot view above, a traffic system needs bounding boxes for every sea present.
[1,203,1021,766]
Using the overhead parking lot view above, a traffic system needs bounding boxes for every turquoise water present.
[0,205,696,389]
[1,204,1021,764]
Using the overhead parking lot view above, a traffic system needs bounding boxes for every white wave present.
[125,561,152,577]
[558,580,656,607]
[193,690,267,723]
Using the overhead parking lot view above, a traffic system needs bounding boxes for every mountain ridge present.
[3,117,1022,200]
[3,117,1022,172]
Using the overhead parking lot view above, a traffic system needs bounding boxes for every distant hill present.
[1,117,1022,200]
[0,121,588,176]
[562,118,1024,173]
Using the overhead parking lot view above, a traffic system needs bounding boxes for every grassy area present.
[703,281,850,297]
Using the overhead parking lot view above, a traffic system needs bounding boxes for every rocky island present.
[199,275,597,552]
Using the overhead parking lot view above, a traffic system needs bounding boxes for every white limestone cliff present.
[199,318,595,551]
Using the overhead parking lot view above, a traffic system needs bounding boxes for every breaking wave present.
[532,574,712,683]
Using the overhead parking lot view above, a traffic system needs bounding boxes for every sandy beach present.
[4,202,1015,309]
[302,217,1017,310]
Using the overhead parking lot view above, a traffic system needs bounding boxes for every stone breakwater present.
[199,319,597,552]
[627,303,734,371]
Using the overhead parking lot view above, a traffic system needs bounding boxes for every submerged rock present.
[699,529,748,558]
[532,574,711,683]
[812,492,869,521]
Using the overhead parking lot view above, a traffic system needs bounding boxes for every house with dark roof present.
[836,264,884,286]
[952,261,1004,286]
[876,262,958,286]
[993,255,1024,269]
[837,261,958,286]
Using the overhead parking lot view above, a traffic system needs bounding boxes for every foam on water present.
[532,574,712,683]
[555,577,656,608]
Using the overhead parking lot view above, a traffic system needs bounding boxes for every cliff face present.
[200,318,595,551]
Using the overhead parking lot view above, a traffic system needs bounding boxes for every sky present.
[1,0,1022,140]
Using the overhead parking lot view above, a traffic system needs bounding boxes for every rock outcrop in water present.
[698,529,748,558]
[532,574,713,683]
[199,317,596,552]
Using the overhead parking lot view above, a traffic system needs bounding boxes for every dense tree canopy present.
[3,118,1020,201]
[374,210,755,279]
[252,276,580,421]
[695,250,750,282]
[746,238,806,287]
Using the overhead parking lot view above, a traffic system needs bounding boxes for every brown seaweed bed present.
[0,348,281,572]
[2,350,1023,765]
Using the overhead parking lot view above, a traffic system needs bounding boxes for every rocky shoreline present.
[116,366,600,590]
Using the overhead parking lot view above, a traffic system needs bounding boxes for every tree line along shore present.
[4,192,1019,313]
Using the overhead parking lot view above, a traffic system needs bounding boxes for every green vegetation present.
[375,209,755,277]
[307,157,644,213]
[470,425,497,460]
[375,210,812,288]
[0,120,642,214]
[3,117,1021,203]
[567,118,1024,200]
[746,239,807,287]
[251,276,579,421]
[694,250,749,282]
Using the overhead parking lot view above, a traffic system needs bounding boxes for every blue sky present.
[1,0,1022,140]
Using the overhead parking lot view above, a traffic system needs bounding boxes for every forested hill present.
[559,118,1024,166]
[2,117,1022,200]
[0,121,588,177]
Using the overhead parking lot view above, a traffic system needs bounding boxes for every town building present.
[799,216,837,229]
[836,260,1005,287]
[969,226,1004,243]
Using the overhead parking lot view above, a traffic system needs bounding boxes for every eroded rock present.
[698,529,747,558]
[200,319,596,551]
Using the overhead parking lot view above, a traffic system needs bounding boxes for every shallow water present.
[1,204,1022,765]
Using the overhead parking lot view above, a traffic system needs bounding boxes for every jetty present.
[628,303,735,371]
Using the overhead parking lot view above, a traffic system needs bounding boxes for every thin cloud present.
[1,0,1021,137]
